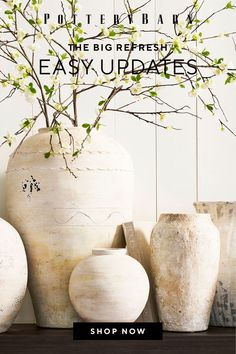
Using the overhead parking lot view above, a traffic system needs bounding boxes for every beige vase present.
[69,248,150,322]
[6,128,133,328]
[150,214,220,332]
[194,202,236,327]
[0,218,27,333]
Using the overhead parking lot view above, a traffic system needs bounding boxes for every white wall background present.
[0,0,235,323]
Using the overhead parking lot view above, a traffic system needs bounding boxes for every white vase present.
[69,248,150,322]
[150,214,220,332]
[6,128,133,328]
[0,218,27,333]
[194,202,236,327]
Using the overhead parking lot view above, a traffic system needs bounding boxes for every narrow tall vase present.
[195,202,236,327]
[151,214,220,332]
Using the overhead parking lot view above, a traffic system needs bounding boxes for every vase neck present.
[92,248,127,256]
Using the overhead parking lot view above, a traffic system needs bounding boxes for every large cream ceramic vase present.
[195,202,236,327]
[6,128,133,328]
[0,218,27,333]
[150,214,220,332]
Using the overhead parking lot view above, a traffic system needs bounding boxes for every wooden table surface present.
[0,325,235,354]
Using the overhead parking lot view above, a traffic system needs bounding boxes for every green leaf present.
[61,53,68,60]
[44,151,52,159]
[150,91,157,97]
[95,123,102,131]
[44,85,54,99]
[74,34,84,43]
[225,1,234,9]
[109,30,116,37]
[206,104,214,113]
[136,73,142,82]
[50,122,63,134]
[118,24,125,31]
[28,83,36,94]
[22,118,34,129]
[225,73,236,84]
[98,100,106,106]
[131,74,141,83]
[73,150,80,157]
[213,58,224,65]
[82,123,90,128]
[82,123,92,135]
[48,49,56,56]
[5,10,13,15]
[201,49,210,57]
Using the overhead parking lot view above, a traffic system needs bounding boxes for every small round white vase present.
[0,218,28,333]
[69,248,150,322]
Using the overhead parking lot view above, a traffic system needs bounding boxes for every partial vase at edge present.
[195,202,236,327]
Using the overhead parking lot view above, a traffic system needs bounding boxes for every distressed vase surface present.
[6,128,133,328]
[0,218,27,333]
[151,214,220,332]
[195,202,236,327]
[69,248,150,322]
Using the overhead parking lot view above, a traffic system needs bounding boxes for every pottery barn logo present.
[73,322,163,340]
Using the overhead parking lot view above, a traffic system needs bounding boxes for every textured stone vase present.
[6,128,133,328]
[194,202,236,327]
[69,248,149,322]
[151,214,220,332]
[0,218,27,333]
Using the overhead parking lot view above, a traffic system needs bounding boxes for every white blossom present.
[54,103,64,112]
[49,23,58,32]
[114,74,122,88]
[70,77,83,90]
[45,34,52,44]
[188,89,198,97]
[6,0,20,8]
[58,143,72,155]
[28,43,40,52]
[17,30,26,43]
[159,113,167,121]
[74,50,85,60]
[101,27,109,37]
[94,77,104,85]
[5,133,15,146]
[11,51,20,60]
[173,36,185,51]
[25,90,36,103]
[159,38,166,46]
[36,32,44,40]
[131,83,142,95]
[201,79,213,89]
[175,75,183,84]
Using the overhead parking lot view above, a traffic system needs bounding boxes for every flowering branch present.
[0,0,235,174]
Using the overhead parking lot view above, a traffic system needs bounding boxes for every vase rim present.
[38,127,79,133]
[194,201,236,204]
[159,213,211,222]
[92,248,127,256]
